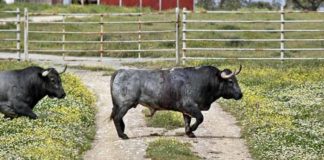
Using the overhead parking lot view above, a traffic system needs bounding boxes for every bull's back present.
[0,72,19,101]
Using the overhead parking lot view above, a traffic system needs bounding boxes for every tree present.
[285,0,324,11]
[219,0,245,10]
[196,0,217,10]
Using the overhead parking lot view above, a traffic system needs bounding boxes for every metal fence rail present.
[0,9,21,60]
[182,7,324,61]
[23,8,180,63]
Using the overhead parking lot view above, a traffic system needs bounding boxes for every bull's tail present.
[110,70,119,121]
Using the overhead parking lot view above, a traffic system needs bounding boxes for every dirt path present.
[74,70,251,160]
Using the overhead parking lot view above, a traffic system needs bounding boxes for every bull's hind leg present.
[113,106,131,139]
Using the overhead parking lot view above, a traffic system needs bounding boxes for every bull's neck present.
[213,81,223,100]
[22,74,47,107]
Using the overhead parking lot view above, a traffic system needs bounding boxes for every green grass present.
[143,109,184,130]
[146,138,200,160]
[0,60,96,159]
[127,60,324,159]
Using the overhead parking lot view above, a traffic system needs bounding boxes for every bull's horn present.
[235,65,242,75]
[42,70,50,77]
[59,65,67,74]
[221,71,235,79]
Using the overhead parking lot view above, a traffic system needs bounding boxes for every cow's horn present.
[59,65,67,74]
[221,71,235,79]
[235,65,242,75]
[42,70,50,77]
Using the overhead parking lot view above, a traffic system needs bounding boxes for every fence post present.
[138,15,142,58]
[119,0,122,7]
[24,8,29,61]
[62,14,66,60]
[100,14,104,61]
[175,7,180,65]
[139,0,142,11]
[182,8,187,64]
[280,6,285,60]
[159,0,162,12]
[16,8,21,61]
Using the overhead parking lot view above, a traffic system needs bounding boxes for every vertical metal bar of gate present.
[138,15,142,58]
[24,8,29,61]
[175,7,180,65]
[62,14,66,60]
[280,6,285,60]
[182,8,187,64]
[16,8,21,61]
[100,14,104,61]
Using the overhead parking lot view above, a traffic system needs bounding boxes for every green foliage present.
[196,0,217,10]
[286,0,323,11]
[0,61,96,159]
[146,138,200,160]
[219,0,243,10]
[247,2,273,10]
[143,109,184,130]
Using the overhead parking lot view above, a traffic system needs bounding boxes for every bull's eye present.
[50,78,55,83]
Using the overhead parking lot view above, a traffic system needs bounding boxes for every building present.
[9,0,70,5]
[101,0,194,11]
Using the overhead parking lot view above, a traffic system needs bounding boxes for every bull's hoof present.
[186,132,196,138]
[119,134,129,139]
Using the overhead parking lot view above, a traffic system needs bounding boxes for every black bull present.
[110,65,243,139]
[0,66,67,119]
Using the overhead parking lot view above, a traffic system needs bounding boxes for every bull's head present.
[41,65,67,99]
[219,65,243,100]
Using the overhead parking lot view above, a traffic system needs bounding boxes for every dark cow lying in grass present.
[0,66,67,119]
[110,65,243,139]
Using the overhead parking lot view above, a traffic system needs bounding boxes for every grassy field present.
[146,138,200,160]
[126,60,324,160]
[1,4,323,58]
[0,61,96,159]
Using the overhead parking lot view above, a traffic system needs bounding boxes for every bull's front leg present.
[183,114,195,138]
[14,102,38,119]
[182,103,204,138]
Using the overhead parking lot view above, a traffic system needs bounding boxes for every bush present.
[0,61,96,159]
